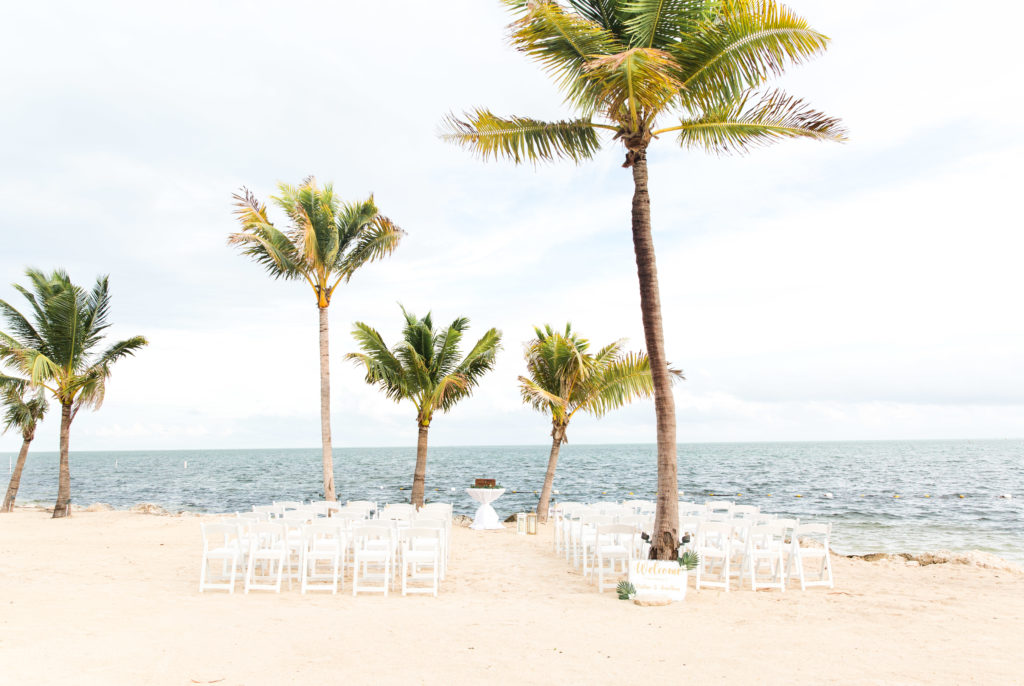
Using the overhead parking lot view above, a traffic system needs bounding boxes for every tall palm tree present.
[230,177,405,502]
[347,307,501,507]
[0,269,147,518]
[1,382,48,512]
[521,324,680,521]
[443,0,845,558]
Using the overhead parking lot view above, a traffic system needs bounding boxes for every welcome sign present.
[628,560,688,601]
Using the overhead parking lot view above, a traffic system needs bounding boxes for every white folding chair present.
[301,522,346,594]
[744,523,786,591]
[788,523,834,590]
[595,524,635,592]
[272,500,303,517]
[412,515,449,579]
[351,523,395,596]
[705,500,734,522]
[679,502,707,517]
[308,501,342,518]
[695,521,733,592]
[244,522,288,593]
[579,514,614,577]
[199,522,244,593]
[732,504,760,519]
[400,527,442,596]
[251,504,277,518]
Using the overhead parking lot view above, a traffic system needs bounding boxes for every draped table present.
[466,488,506,530]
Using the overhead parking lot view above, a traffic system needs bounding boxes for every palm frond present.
[336,215,405,284]
[518,376,568,415]
[441,110,603,164]
[622,0,711,49]
[505,1,625,109]
[581,47,682,127]
[664,88,846,154]
[566,0,631,37]
[229,189,305,280]
[579,352,656,418]
[674,0,831,107]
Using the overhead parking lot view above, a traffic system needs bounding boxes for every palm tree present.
[230,177,405,502]
[347,307,501,507]
[1,382,48,512]
[0,269,147,518]
[442,0,845,558]
[520,324,680,522]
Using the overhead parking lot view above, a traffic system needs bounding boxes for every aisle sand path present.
[1,510,1022,685]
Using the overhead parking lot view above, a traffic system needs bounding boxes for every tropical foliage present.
[347,307,501,507]
[0,269,147,517]
[1,382,48,512]
[443,0,845,558]
[229,177,405,501]
[520,324,679,520]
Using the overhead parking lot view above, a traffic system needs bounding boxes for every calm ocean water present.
[5,440,1022,562]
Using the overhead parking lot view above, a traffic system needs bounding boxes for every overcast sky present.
[1,1,1022,453]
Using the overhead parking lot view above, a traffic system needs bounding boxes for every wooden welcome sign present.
[628,560,688,601]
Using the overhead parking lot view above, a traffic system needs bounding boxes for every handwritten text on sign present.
[628,560,687,601]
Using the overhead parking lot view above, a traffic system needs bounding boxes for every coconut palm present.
[0,269,147,518]
[347,307,501,507]
[443,0,845,558]
[520,324,680,521]
[1,382,48,512]
[230,177,404,502]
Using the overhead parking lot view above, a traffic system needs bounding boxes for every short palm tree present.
[230,177,405,502]
[0,382,48,512]
[521,324,680,521]
[347,307,502,507]
[443,0,845,558]
[0,269,147,518]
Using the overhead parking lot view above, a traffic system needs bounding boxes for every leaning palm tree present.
[1,382,48,512]
[230,177,405,501]
[443,0,845,558]
[0,269,147,517]
[521,324,680,521]
[347,307,501,507]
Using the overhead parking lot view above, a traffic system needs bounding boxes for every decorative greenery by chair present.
[0,269,147,517]
[229,177,404,502]
[678,550,700,571]
[443,0,845,560]
[347,307,502,507]
[616,580,637,600]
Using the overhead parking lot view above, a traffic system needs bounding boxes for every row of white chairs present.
[200,501,453,597]
[552,500,834,593]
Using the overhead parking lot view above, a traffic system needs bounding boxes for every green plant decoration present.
[616,580,637,600]
[678,551,700,571]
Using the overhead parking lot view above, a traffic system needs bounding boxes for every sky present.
[1,0,1022,453]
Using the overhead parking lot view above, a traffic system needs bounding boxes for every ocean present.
[5,439,1022,562]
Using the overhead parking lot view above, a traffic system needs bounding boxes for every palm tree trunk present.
[318,305,336,502]
[1,436,31,513]
[535,424,565,523]
[53,402,73,518]
[630,149,679,560]
[410,423,429,508]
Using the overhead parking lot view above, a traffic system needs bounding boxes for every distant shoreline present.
[3,436,1022,456]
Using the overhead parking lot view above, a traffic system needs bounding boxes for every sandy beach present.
[1,510,1022,685]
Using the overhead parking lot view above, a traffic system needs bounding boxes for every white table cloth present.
[466,488,505,530]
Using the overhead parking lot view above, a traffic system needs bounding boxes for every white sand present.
[1,509,1022,685]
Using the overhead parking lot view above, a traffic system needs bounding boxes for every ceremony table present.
[466,488,506,530]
